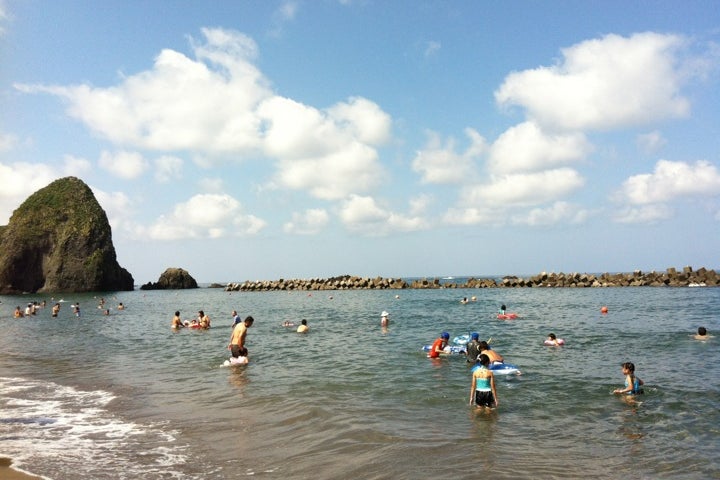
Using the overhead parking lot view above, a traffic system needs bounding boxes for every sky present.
[1,1,720,284]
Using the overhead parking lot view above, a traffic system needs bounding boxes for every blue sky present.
[1,1,719,284]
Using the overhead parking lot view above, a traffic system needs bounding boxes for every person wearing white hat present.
[380,311,389,327]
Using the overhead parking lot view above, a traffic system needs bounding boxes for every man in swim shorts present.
[229,316,254,358]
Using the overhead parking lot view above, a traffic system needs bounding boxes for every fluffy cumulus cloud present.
[338,194,428,235]
[16,28,391,200]
[143,193,266,240]
[511,201,590,226]
[615,160,720,205]
[283,208,329,235]
[495,32,690,131]
[412,128,486,184]
[260,96,390,199]
[487,121,592,174]
[459,168,585,209]
[98,150,149,179]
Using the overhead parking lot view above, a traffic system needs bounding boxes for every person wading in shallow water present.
[229,316,254,358]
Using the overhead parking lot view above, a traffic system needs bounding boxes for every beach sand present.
[0,458,43,480]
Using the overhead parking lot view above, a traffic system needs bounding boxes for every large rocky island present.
[0,177,134,294]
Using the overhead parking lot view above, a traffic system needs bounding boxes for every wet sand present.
[0,458,43,480]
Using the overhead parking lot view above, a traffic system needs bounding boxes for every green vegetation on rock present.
[0,176,134,294]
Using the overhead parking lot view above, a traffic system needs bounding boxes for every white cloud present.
[460,168,585,208]
[274,143,384,200]
[17,28,270,153]
[412,128,485,184]
[61,155,92,176]
[269,1,299,37]
[511,201,589,226]
[155,155,184,183]
[488,121,592,174]
[338,194,428,235]
[283,208,329,235]
[425,41,441,58]
[143,193,266,240]
[0,132,17,151]
[409,194,433,216]
[636,130,667,154]
[442,206,499,226]
[495,32,691,131]
[0,1,8,37]
[198,177,224,192]
[612,205,673,224]
[92,187,135,235]
[615,159,720,205]
[0,162,56,223]
[98,150,149,179]
[16,28,393,201]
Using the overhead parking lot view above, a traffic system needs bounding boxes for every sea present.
[0,281,718,479]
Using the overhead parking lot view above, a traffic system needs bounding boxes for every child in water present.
[613,362,644,395]
[469,354,498,409]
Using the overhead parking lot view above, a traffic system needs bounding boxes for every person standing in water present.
[229,316,254,358]
[469,354,498,409]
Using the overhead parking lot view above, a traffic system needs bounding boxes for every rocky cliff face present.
[0,176,134,294]
[140,268,198,290]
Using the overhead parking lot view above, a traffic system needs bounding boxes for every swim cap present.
[441,331,450,339]
[471,332,479,340]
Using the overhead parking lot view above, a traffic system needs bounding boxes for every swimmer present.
[544,333,564,346]
[380,310,389,327]
[465,333,482,363]
[478,340,503,363]
[613,362,644,395]
[296,319,309,333]
[694,326,712,340]
[428,332,450,358]
[171,311,185,329]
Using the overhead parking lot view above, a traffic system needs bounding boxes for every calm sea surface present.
[1,284,718,479]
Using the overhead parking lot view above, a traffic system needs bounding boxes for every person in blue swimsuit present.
[613,362,644,395]
[469,354,499,409]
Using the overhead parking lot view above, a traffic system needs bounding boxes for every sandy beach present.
[0,458,43,480]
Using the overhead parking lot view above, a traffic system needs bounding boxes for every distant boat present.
[443,276,454,280]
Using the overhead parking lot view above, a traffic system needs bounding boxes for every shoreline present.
[0,458,44,480]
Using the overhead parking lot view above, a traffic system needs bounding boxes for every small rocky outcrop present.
[140,268,198,290]
[0,177,134,294]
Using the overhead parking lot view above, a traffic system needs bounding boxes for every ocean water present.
[0,285,718,479]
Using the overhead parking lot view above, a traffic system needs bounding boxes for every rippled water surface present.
[1,285,718,479]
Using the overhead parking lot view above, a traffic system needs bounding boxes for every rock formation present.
[140,268,198,290]
[0,177,134,294]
